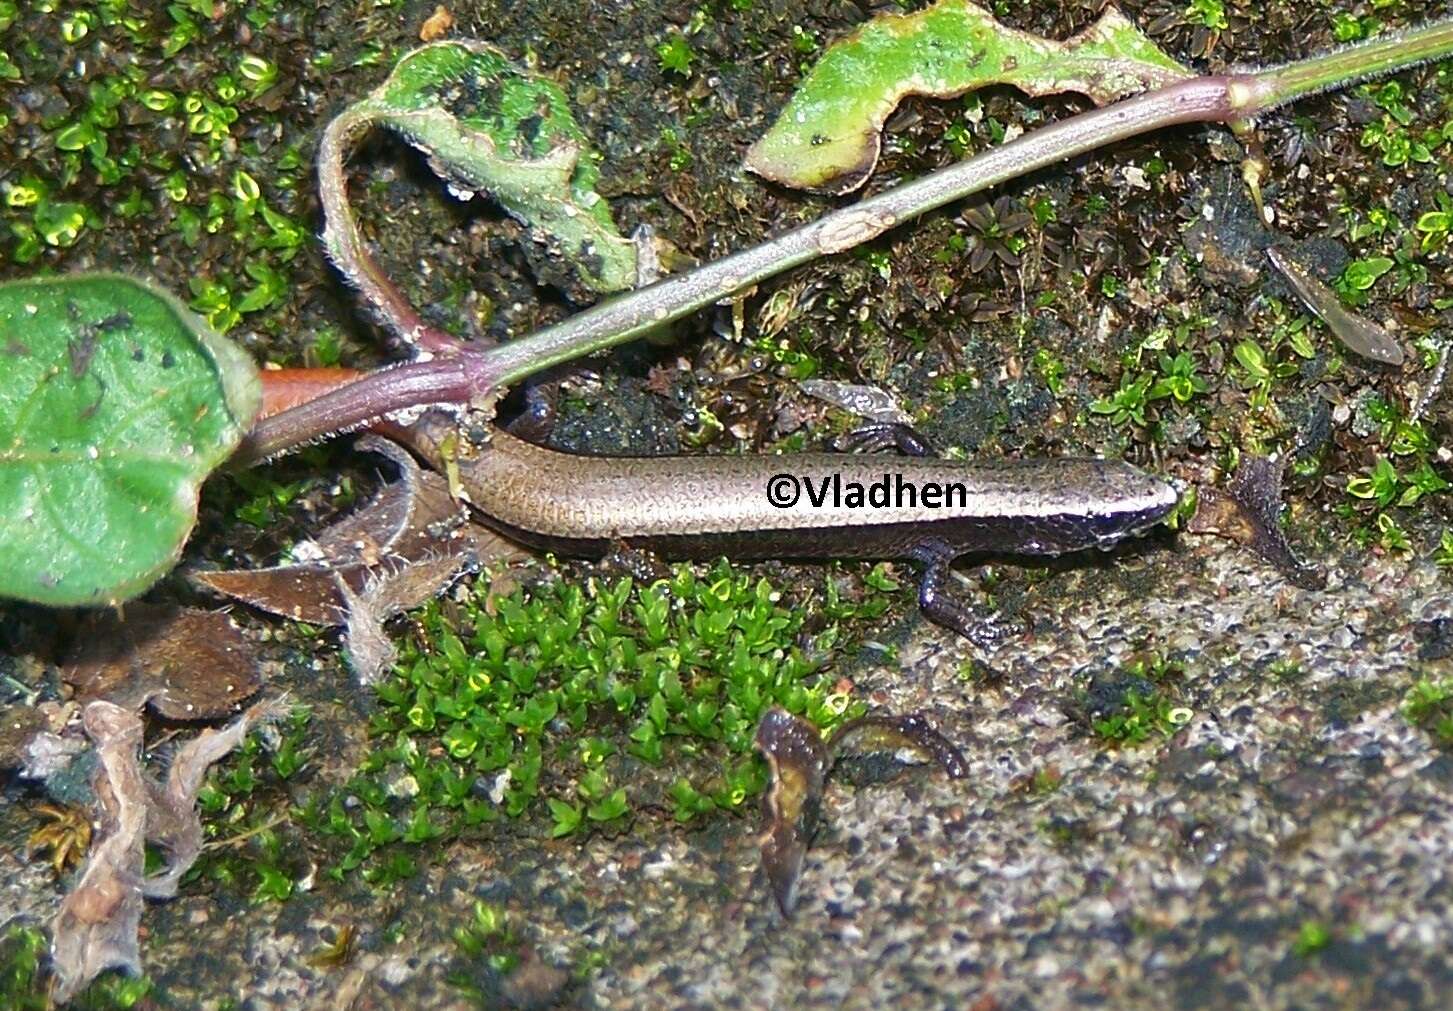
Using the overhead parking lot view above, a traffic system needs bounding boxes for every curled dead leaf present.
[1189,454,1325,589]
[195,436,529,682]
[49,697,287,1001]
[754,707,966,916]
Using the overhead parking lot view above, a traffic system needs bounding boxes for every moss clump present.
[1083,652,1193,748]
[298,561,894,881]
[1402,678,1453,747]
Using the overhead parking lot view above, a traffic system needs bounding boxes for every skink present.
[406,419,1180,642]
[254,371,1178,640]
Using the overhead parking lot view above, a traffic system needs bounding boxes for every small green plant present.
[447,899,523,994]
[1292,920,1333,957]
[0,923,153,1010]
[1403,678,1453,747]
[1335,255,1395,304]
[1332,12,1378,43]
[190,707,312,898]
[656,35,695,77]
[305,562,886,880]
[1433,531,1453,567]
[1147,350,1210,404]
[1347,456,1448,509]
[1090,372,1154,427]
[1085,652,1191,747]
[1091,689,1191,747]
[1413,195,1453,252]
[1185,0,1228,32]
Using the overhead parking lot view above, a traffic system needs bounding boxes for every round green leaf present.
[0,274,260,606]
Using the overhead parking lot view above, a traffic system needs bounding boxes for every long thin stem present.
[318,108,469,357]
[252,17,1453,459]
[1239,17,1453,112]
[482,75,1243,387]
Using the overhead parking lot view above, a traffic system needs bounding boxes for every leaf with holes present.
[345,40,637,294]
[746,1,1190,194]
[0,274,260,606]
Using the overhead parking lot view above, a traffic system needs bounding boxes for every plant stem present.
[1239,18,1453,113]
[482,75,1243,387]
[318,108,469,357]
[254,17,1453,459]
[235,357,490,463]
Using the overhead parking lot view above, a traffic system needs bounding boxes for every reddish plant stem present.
[317,110,472,357]
[235,356,494,464]
[256,17,1453,462]
[257,367,368,419]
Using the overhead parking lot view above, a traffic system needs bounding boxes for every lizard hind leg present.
[908,540,1024,648]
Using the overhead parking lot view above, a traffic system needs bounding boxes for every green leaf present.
[350,40,637,293]
[0,274,260,606]
[746,0,1190,193]
[547,797,583,837]
[1340,256,1394,291]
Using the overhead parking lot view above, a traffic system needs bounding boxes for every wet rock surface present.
[6,544,1450,1009]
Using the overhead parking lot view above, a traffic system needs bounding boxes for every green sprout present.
[1335,255,1394,305]
[1148,351,1210,404]
[1292,920,1333,958]
[1403,678,1453,747]
[1332,13,1378,44]
[1433,531,1453,567]
[1347,456,1448,509]
[1090,372,1153,428]
[1414,197,1453,252]
[656,35,695,77]
[1185,0,1229,32]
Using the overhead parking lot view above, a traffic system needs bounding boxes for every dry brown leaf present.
[1189,454,1325,590]
[50,702,147,1003]
[195,437,527,628]
[755,707,966,916]
[64,605,261,720]
[142,696,290,898]
[419,4,453,41]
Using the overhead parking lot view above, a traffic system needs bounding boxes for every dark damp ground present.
[3,1,1453,1008]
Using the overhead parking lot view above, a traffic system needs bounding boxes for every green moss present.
[295,560,892,881]
[1403,678,1453,747]
[1090,688,1187,747]
[1,0,313,355]
[1085,652,1193,748]
[0,923,152,1010]
[656,35,695,78]
[1291,919,1333,958]
[186,706,315,901]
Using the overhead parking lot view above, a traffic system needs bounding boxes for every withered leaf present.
[195,436,525,627]
[754,708,833,918]
[1266,247,1404,366]
[142,696,290,898]
[65,605,261,720]
[50,702,147,1003]
[754,707,966,916]
[50,698,286,1001]
[1189,454,1325,590]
